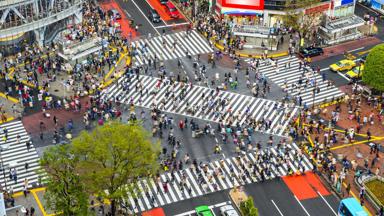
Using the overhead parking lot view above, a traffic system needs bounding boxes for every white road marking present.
[271,199,284,216]
[124,9,131,18]
[337,71,351,81]
[154,22,191,28]
[130,0,160,35]
[320,68,328,72]
[349,47,365,52]
[294,195,311,216]
[317,191,337,216]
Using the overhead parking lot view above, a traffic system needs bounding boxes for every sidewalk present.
[5,189,46,216]
[312,36,382,61]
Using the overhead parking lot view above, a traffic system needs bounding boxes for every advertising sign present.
[341,0,354,5]
[221,0,264,10]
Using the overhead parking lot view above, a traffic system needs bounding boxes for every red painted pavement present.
[283,172,330,200]
[99,0,137,38]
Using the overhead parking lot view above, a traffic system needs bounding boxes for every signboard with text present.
[220,0,264,10]
[305,3,330,14]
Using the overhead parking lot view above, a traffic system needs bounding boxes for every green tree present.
[283,0,322,47]
[240,197,259,216]
[40,144,89,216]
[72,121,160,215]
[362,44,384,91]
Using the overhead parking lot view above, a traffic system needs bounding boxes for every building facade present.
[0,0,83,54]
[370,0,384,13]
[214,0,332,28]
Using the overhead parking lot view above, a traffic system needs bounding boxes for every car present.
[220,205,239,216]
[329,59,356,72]
[165,1,179,18]
[108,9,122,19]
[195,205,214,216]
[159,0,168,4]
[148,9,161,23]
[299,47,324,58]
[346,64,364,79]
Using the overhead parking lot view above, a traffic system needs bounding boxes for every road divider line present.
[294,195,311,216]
[317,191,337,216]
[320,68,328,72]
[271,200,284,216]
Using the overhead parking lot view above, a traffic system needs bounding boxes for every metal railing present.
[232,25,271,35]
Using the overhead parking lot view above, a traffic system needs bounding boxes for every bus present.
[338,198,369,216]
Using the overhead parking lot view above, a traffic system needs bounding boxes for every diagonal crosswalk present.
[102,75,298,136]
[123,143,313,213]
[130,30,213,67]
[246,56,345,106]
[0,120,42,192]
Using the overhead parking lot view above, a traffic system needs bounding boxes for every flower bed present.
[365,178,384,206]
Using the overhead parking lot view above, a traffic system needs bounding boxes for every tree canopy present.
[40,144,89,216]
[283,0,322,46]
[240,197,259,216]
[41,121,160,215]
[362,44,384,91]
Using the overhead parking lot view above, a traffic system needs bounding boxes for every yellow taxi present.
[329,59,356,72]
[346,64,364,79]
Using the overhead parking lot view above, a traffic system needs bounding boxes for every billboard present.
[220,0,264,10]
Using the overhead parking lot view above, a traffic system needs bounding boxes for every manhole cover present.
[54,89,59,92]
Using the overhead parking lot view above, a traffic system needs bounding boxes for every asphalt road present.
[163,178,340,216]
[115,0,189,37]
[310,3,384,88]
[115,0,161,36]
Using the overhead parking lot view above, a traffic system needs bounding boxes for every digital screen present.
[221,0,264,10]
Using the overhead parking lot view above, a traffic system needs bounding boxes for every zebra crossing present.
[102,74,299,136]
[247,56,345,106]
[124,143,313,213]
[130,30,213,67]
[0,120,42,192]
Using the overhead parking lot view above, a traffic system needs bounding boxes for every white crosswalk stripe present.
[103,75,298,136]
[245,56,345,106]
[123,143,313,213]
[131,30,213,67]
[0,120,43,192]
